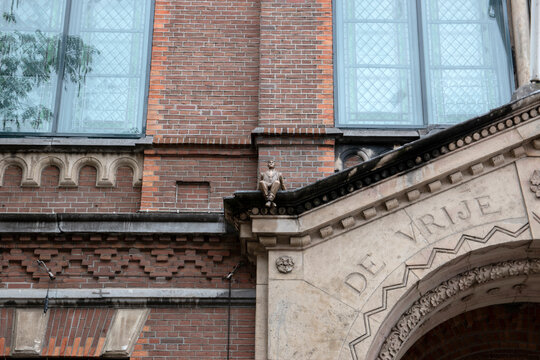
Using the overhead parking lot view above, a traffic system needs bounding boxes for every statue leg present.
[268,181,281,201]
[259,181,273,207]
[268,180,281,207]
[259,181,269,198]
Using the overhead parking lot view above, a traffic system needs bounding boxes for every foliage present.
[0,1,99,131]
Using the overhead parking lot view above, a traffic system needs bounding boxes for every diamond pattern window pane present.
[81,0,145,31]
[0,0,64,32]
[86,32,144,75]
[429,69,498,124]
[430,0,482,21]
[435,23,486,67]
[345,68,418,126]
[0,0,65,133]
[424,0,511,124]
[58,0,151,135]
[338,0,419,126]
[347,23,410,66]
[0,0,151,136]
[336,0,512,127]
[61,77,141,134]
[346,0,407,21]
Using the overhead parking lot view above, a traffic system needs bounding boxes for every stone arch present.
[344,217,531,360]
[71,156,109,187]
[33,156,66,187]
[366,239,540,360]
[401,302,540,360]
[110,156,143,186]
[0,156,29,186]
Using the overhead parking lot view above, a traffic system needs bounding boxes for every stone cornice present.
[226,92,540,222]
[232,94,540,260]
[240,128,535,257]
[0,136,153,151]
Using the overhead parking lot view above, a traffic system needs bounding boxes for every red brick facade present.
[0,166,140,214]
[0,0,347,358]
[134,308,255,360]
[0,235,254,289]
[142,0,336,213]
[0,0,535,358]
[0,307,255,359]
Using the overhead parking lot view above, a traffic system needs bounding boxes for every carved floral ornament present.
[375,258,540,360]
[530,170,540,197]
[275,255,294,274]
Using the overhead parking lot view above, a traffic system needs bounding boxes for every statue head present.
[267,160,275,169]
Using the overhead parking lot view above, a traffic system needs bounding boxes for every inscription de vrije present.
[395,195,501,242]
[345,195,501,296]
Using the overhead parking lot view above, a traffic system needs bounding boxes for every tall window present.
[0,0,152,136]
[335,0,514,127]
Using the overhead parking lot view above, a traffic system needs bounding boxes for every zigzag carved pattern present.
[531,211,540,224]
[349,222,530,359]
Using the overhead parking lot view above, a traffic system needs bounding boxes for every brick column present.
[256,0,336,189]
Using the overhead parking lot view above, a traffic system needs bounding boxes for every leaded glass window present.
[335,0,513,127]
[0,0,152,136]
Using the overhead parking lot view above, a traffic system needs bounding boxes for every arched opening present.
[402,302,540,360]
[369,239,540,360]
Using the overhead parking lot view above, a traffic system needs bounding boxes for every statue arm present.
[280,174,286,190]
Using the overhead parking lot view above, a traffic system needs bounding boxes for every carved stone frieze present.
[0,152,143,188]
[376,258,540,360]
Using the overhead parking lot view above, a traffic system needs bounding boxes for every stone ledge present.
[0,288,256,307]
[0,212,233,234]
[0,135,152,150]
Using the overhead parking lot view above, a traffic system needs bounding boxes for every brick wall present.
[0,1,340,359]
[403,303,540,360]
[147,0,260,144]
[134,307,255,360]
[142,0,337,209]
[0,165,140,213]
[0,235,254,289]
[0,307,255,360]
[141,148,257,212]
[258,137,335,189]
[258,0,333,127]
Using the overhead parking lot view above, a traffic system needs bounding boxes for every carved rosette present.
[275,255,294,274]
[376,258,540,360]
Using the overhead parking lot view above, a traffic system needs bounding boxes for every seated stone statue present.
[259,160,286,208]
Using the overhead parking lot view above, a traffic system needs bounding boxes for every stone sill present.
[0,136,153,152]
